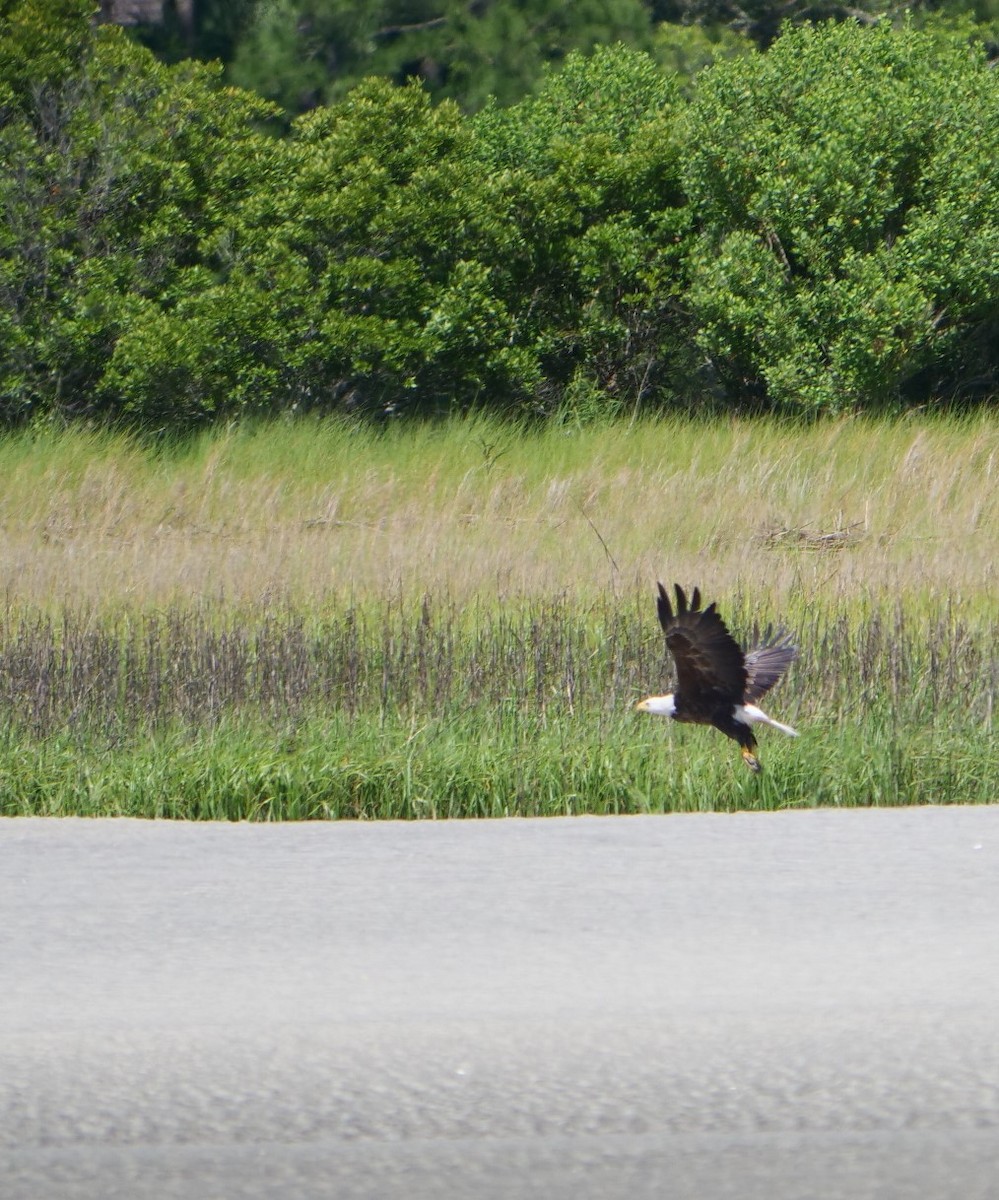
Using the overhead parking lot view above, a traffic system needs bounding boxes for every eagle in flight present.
[635,583,798,773]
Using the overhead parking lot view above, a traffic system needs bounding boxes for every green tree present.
[128,0,259,65]
[653,0,901,46]
[1,0,98,418]
[229,0,658,112]
[652,21,752,86]
[680,18,999,412]
[103,78,505,418]
[0,17,277,423]
[0,0,93,112]
[104,46,691,423]
[472,44,692,418]
[127,0,912,111]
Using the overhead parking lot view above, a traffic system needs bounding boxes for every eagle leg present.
[740,746,762,773]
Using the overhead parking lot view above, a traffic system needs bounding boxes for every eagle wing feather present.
[656,582,747,704]
[743,629,797,702]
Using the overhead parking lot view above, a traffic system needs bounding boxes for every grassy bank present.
[1,411,996,609]
[0,591,994,817]
[0,412,995,817]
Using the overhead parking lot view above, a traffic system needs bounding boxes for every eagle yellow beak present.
[634,699,650,712]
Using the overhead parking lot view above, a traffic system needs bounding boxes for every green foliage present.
[681,18,999,411]
[654,0,899,47]
[652,21,753,86]
[109,78,520,418]
[227,0,659,114]
[129,0,259,66]
[0,0,93,113]
[0,0,97,419]
[0,589,995,817]
[99,46,690,422]
[0,25,279,423]
[471,44,692,419]
[3,18,999,425]
[133,0,905,114]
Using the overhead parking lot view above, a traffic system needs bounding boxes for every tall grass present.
[0,411,995,817]
[0,592,994,817]
[0,411,995,610]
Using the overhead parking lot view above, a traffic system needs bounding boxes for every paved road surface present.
[2,808,998,1199]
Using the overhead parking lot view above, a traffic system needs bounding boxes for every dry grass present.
[0,412,995,612]
[0,410,996,817]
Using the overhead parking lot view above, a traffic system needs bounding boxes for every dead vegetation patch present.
[757,521,865,551]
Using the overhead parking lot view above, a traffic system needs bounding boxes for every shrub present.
[4,15,999,427]
[680,19,999,412]
[115,78,529,419]
[471,44,693,419]
[0,20,277,425]
[112,47,694,422]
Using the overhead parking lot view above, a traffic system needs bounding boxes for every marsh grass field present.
[0,413,996,817]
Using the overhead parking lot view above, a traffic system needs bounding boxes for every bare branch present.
[375,17,448,39]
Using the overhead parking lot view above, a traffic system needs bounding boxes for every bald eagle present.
[635,583,798,773]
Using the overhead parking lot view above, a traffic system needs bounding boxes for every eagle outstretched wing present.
[743,628,797,702]
[656,583,747,704]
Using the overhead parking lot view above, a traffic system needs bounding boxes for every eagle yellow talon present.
[741,747,762,773]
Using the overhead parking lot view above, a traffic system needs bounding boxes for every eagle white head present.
[635,693,676,717]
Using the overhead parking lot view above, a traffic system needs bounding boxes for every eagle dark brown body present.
[636,583,799,772]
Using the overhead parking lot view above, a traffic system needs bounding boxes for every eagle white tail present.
[735,704,799,737]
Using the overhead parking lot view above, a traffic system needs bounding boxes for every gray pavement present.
[2,807,998,1200]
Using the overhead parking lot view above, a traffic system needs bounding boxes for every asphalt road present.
[2,807,998,1200]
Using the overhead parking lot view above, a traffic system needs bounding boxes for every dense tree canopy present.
[227,0,661,112]
[2,3,998,426]
[123,0,995,115]
[681,18,999,410]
